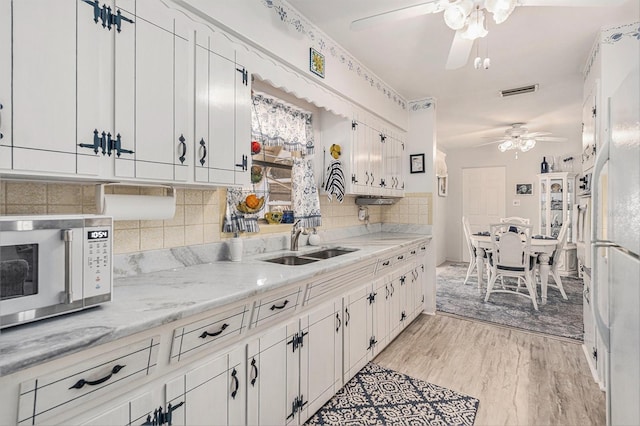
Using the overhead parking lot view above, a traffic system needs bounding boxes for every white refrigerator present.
[592,65,640,426]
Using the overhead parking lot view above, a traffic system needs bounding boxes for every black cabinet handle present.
[250,358,258,386]
[397,255,404,260]
[390,283,395,296]
[235,154,248,170]
[400,275,406,285]
[230,368,239,399]
[370,172,374,186]
[382,260,390,266]
[178,134,186,164]
[199,323,228,339]
[199,138,207,166]
[335,313,341,333]
[385,285,390,299]
[270,300,289,310]
[365,171,370,185]
[345,307,350,326]
[69,364,125,389]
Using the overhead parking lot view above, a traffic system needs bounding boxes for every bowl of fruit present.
[237,194,265,214]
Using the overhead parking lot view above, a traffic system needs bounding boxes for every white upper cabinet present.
[321,110,406,198]
[76,0,117,177]
[115,0,190,182]
[10,1,79,175]
[194,24,250,187]
[0,0,10,170]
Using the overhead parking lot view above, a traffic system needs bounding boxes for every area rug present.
[437,262,584,341]
[305,362,479,426]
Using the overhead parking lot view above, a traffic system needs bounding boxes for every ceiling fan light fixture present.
[443,0,473,30]
[460,8,488,40]
[474,56,482,69]
[485,0,516,24]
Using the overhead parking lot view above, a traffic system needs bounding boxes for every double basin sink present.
[262,247,359,266]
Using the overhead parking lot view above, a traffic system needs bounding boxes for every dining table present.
[469,233,558,304]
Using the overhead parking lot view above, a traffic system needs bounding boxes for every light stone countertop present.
[0,231,431,376]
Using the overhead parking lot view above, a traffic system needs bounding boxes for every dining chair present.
[499,216,530,225]
[485,223,538,310]
[535,220,570,300]
[462,216,478,285]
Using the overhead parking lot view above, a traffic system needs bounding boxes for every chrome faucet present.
[290,220,303,251]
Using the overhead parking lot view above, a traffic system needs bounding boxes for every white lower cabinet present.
[166,346,245,426]
[80,392,153,426]
[246,319,298,426]
[247,297,342,425]
[2,242,431,426]
[343,283,373,383]
[299,298,343,420]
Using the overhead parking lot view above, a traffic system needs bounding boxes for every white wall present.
[178,0,408,128]
[443,141,581,263]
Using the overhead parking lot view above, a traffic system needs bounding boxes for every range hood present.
[355,196,400,205]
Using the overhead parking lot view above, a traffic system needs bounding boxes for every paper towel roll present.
[97,185,176,221]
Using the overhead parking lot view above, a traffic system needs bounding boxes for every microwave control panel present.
[84,226,112,298]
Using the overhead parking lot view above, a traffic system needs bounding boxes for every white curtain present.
[251,93,315,155]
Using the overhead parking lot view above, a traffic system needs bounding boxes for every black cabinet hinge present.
[352,120,358,130]
[380,133,386,143]
[287,330,309,352]
[592,106,597,118]
[367,336,378,350]
[236,67,249,85]
[401,311,407,322]
[367,292,377,304]
[352,174,358,184]
[592,347,598,361]
[81,1,133,32]
[287,395,308,420]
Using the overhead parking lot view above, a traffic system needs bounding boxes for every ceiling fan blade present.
[536,136,568,142]
[518,0,625,6]
[350,1,443,31]
[526,131,552,137]
[477,139,507,147]
[445,30,474,70]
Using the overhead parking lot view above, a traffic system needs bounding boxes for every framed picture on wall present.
[438,175,448,197]
[515,183,533,195]
[410,154,425,174]
[309,48,325,78]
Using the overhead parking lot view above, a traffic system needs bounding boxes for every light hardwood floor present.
[374,313,605,426]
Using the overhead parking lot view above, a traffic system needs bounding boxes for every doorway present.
[461,166,506,262]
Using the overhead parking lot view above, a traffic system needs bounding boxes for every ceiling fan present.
[480,123,567,155]
[350,0,627,70]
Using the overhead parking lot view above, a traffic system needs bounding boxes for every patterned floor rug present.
[305,362,479,426]
[437,262,584,341]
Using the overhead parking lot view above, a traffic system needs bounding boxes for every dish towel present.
[292,157,322,228]
[222,188,260,234]
[324,159,345,203]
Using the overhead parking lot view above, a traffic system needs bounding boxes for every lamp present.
[442,0,516,40]
[498,137,536,153]
[443,0,473,30]
[484,0,517,24]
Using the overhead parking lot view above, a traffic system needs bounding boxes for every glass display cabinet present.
[538,172,578,275]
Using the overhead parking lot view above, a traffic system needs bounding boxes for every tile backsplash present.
[0,180,432,254]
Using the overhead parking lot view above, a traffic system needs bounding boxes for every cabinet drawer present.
[18,335,161,425]
[376,255,396,274]
[405,245,419,260]
[170,304,249,363]
[250,287,301,328]
[304,260,376,305]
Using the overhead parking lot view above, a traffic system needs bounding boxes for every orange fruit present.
[245,194,260,209]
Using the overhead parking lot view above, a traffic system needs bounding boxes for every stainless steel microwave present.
[0,215,113,329]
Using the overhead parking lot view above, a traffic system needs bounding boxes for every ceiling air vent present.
[500,84,539,97]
